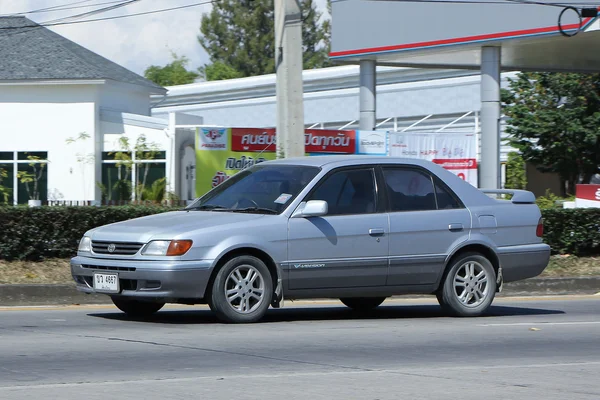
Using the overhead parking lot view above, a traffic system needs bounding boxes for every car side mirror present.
[292,200,328,218]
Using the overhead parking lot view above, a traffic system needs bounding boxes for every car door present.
[381,166,471,286]
[287,166,389,290]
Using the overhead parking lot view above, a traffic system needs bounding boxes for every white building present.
[2,16,549,205]
[0,16,202,205]
[151,65,522,187]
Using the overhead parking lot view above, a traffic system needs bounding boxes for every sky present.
[0,0,329,77]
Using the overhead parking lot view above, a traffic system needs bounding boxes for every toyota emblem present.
[107,243,116,253]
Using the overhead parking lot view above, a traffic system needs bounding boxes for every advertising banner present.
[356,130,387,155]
[388,132,478,187]
[195,127,357,196]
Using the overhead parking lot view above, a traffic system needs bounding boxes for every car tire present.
[111,297,165,317]
[340,297,386,311]
[208,255,273,323]
[438,252,497,317]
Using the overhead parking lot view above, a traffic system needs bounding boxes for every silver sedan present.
[71,156,550,323]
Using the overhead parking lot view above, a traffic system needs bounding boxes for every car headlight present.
[78,236,92,252]
[142,240,193,256]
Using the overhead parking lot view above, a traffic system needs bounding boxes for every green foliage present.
[198,61,242,81]
[501,72,600,195]
[16,155,48,201]
[0,205,180,261]
[198,0,331,80]
[542,208,600,256]
[504,151,527,190]
[535,189,574,210]
[0,205,598,261]
[144,52,199,86]
[65,132,95,165]
[0,168,11,204]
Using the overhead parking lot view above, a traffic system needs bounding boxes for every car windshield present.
[186,164,321,214]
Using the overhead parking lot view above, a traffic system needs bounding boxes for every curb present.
[1,277,599,307]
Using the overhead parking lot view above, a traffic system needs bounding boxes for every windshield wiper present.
[187,204,230,211]
[231,207,279,214]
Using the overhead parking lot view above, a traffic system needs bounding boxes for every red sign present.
[231,128,276,152]
[230,128,356,154]
[576,184,600,201]
[432,158,478,170]
[304,129,355,154]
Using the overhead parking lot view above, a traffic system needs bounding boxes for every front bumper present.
[71,256,214,302]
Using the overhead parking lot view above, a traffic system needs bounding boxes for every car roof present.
[263,155,436,168]
[262,155,495,207]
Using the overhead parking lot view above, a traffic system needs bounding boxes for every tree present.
[16,155,48,201]
[502,72,600,196]
[198,0,331,80]
[144,52,199,86]
[0,168,11,204]
[504,151,527,190]
[198,61,242,81]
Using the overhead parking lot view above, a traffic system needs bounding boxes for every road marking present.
[1,361,600,391]
[478,321,600,327]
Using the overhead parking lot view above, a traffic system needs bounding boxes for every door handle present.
[369,228,385,236]
[448,223,464,232]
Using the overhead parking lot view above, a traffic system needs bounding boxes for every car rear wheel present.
[438,252,497,317]
[208,255,273,323]
[340,297,386,311]
[111,297,165,317]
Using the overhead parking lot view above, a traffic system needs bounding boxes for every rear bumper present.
[497,243,551,283]
[70,256,214,302]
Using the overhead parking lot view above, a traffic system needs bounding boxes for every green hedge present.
[541,208,600,256]
[0,206,598,261]
[0,206,178,261]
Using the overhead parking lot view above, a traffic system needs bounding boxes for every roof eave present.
[0,78,107,86]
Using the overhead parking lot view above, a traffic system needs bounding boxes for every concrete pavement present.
[0,296,599,399]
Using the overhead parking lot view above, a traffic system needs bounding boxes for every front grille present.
[81,264,136,272]
[91,241,144,255]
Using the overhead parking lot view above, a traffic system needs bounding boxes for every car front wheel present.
[208,255,273,323]
[438,253,497,317]
[111,297,165,317]
[340,297,386,311]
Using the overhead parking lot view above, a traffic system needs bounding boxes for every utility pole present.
[480,46,501,189]
[275,0,305,158]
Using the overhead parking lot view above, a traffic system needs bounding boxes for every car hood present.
[88,210,267,243]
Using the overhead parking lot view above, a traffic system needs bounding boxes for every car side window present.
[434,180,462,209]
[307,168,376,215]
[383,168,437,211]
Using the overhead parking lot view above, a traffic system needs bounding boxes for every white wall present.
[98,81,155,116]
[151,72,517,128]
[0,84,98,202]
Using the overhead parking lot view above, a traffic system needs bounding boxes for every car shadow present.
[87,303,565,325]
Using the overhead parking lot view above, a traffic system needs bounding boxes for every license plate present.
[93,273,119,293]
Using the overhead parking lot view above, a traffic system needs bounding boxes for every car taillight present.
[536,217,544,237]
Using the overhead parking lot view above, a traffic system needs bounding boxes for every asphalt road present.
[1,296,599,400]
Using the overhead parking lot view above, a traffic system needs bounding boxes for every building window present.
[0,152,49,205]
[100,148,166,203]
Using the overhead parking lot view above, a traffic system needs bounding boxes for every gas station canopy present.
[330,0,600,72]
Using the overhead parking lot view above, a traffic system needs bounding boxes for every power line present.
[8,0,131,16]
[0,0,214,31]
[4,0,96,16]
[40,0,140,25]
